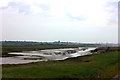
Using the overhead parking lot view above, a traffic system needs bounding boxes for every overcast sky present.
[0,0,118,43]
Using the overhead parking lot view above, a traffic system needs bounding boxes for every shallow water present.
[1,47,96,64]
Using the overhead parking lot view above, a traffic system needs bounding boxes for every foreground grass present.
[2,51,120,79]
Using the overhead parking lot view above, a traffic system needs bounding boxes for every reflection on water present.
[1,47,96,64]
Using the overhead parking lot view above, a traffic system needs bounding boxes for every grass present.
[2,51,120,79]
[99,63,119,78]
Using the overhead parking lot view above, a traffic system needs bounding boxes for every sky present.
[0,0,118,43]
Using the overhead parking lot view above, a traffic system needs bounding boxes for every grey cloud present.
[64,7,87,21]
[104,1,118,25]
[8,2,30,15]
[0,2,31,15]
[66,13,87,21]
[0,1,50,15]
[35,4,50,11]
[0,6,8,9]
[104,1,117,13]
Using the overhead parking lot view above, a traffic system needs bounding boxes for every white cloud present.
[0,0,11,7]
[30,5,43,15]
[0,0,118,43]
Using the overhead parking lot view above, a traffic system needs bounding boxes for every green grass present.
[2,51,120,79]
[98,63,119,78]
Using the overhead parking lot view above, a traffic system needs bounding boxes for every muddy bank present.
[1,47,96,64]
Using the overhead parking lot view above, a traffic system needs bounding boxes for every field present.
[2,42,119,79]
[2,51,120,79]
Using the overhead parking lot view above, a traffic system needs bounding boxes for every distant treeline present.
[1,41,100,46]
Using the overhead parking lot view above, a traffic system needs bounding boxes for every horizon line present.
[0,40,118,44]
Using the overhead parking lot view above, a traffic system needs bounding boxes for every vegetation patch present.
[2,51,119,79]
